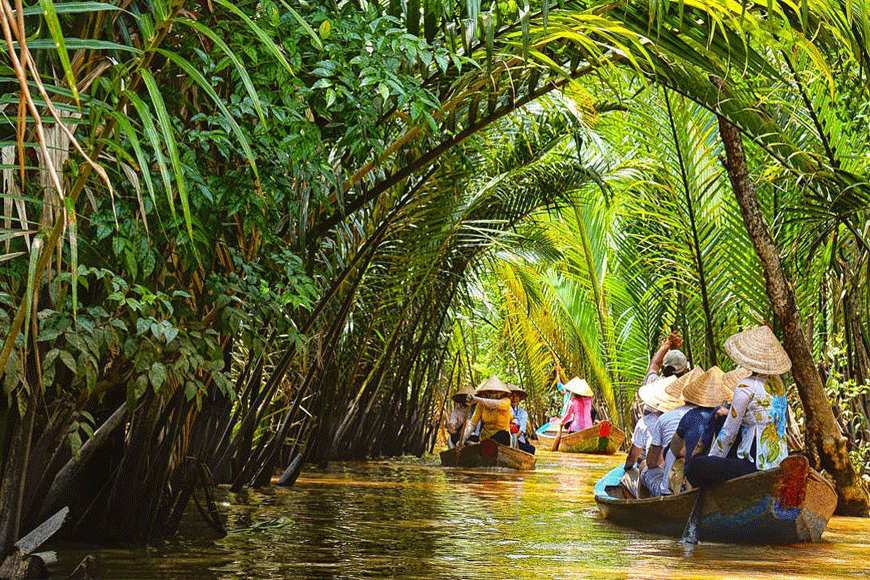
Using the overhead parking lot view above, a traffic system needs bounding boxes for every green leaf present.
[149,362,166,390]
[16,2,123,16]
[211,0,294,74]
[58,349,77,374]
[39,0,80,106]
[175,18,267,128]
[278,1,322,49]
[124,91,174,221]
[155,48,259,183]
[111,111,158,212]
[163,326,178,344]
[139,70,194,245]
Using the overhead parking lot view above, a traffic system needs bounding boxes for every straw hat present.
[722,367,751,393]
[724,326,791,375]
[664,367,704,399]
[563,377,593,397]
[638,375,683,413]
[474,375,510,395]
[451,385,474,404]
[681,366,732,407]
[507,383,528,400]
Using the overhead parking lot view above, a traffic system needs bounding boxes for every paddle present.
[681,488,705,545]
[551,423,564,452]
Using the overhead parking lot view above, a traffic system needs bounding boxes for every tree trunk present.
[717,115,870,516]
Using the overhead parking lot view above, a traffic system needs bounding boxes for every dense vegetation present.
[2,0,870,555]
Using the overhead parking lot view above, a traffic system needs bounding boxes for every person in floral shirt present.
[687,326,791,487]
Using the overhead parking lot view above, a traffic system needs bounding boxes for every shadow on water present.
[48,452,870,579]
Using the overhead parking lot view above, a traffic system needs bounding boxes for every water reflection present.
[50,452,870,579]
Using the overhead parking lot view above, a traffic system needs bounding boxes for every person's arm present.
[646,444,663,468]
[461,406,482,445]
[647,330,683,375]
[624,445,643,471]
[470,396,512,411]
[645,420,665,468]
[670,433,686,459]
[711,388,749,458]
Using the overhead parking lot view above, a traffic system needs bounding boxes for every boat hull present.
[593,455,836,544]
[536,422,625,455]
[439,439,536,470]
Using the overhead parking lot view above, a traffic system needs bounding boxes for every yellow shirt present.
[471,397,513,441]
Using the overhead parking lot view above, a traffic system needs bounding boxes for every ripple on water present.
[48,451,870,579]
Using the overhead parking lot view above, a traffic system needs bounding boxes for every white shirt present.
[447,407,467,433]
[631,412,661,451]
[651,404,696,495]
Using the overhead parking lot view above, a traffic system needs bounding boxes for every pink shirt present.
[562,396,593,433]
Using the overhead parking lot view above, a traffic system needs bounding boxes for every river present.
[52,451,870,579]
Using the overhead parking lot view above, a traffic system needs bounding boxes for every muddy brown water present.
[51,451,870,579]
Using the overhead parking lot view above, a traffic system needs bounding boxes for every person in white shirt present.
[639,367,704,497]
[620,373,683,497]
[507,384,535,454]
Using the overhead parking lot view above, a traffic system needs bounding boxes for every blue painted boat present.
[593,455,837,544]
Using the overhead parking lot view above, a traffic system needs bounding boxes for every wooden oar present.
[551,423,564,452]
[681,488,705,545]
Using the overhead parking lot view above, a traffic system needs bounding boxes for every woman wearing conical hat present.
[446,385,474,448]
[559,378,594,434]
[461,376,513,447]
[687,326,792,488]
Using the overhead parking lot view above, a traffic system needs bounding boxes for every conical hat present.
[681,366,732,407]
[722,367,751,393]
[664,367,704,399]
[563,377,593,397]
[507,383,527,400]
[638,375,683,413]
[724,326,791,375]
[474,375,510,395]
[451,384,474,403]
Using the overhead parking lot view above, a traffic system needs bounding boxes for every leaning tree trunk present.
[718,116,870,516]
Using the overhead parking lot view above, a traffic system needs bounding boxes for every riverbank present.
[46,452,870,579]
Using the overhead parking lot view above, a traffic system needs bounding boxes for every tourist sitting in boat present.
[639,367,703,497]
[559,377,594,434]
[507,384,536,454]
[461,376,514,447]
[687,326,791,488]
[620,373,683,497]
[446,385,475,448]
[665,366,739,492]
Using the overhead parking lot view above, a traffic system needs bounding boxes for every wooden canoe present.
[536,421,625,455]
[439,439,536,470]
[593,455,837,544]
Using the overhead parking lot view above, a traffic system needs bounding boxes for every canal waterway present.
[52,451,870,579]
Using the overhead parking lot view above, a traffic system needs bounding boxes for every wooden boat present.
[535,421,625,454]
[439,439,536,470]
[593,455,837,544]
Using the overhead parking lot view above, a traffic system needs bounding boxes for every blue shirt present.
[512,405,529,443]
[675,406,717,478]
